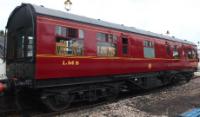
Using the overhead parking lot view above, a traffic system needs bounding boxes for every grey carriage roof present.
[30,3,194,45]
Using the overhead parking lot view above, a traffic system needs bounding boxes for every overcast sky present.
[0,0,200,44]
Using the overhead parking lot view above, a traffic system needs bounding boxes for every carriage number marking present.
[62,60,80,66]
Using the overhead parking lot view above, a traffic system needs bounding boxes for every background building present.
[0,36,6,79]
[0,36,4,58]
[197,44,200,71]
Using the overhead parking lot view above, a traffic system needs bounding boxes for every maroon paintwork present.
[35,16,198,80]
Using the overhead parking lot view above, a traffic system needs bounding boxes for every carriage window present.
[97,33,117,56]
[122,38,128,55]
[68,28,78,38]
[16,34,25,58]
[56,38,83,56]
[55,26,84,56]
[26,36,34,57]
[194,50,198,59]
[143,40,155,58]
[79,29,84,39]
[16,28,34,58]
[187,49,196,59]
[173,45,180,59]
[96,33,107,41]
[166,45,171,56]
[165,42,171,56]
[97,42,116,56]
[144,40,154,47]
[55,26,67,37]
[187,50,192,59]
[113,35,118,43]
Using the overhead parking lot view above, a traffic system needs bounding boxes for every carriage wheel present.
[42,93,74,112]
[172,74,189,85]
[105,86,119,101]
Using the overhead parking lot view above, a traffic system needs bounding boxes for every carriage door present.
[121,36,129,56]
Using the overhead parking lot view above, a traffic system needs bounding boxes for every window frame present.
[143,40,155,58]
[172,45,180,59]
[165,42,171,57]
[55,26,84,56]
[96,32,118,57]
[122,37,128,55]
[186,49,197,60]
[15,28,34,59]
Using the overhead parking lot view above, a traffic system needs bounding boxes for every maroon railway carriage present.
[1,3,199,111]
